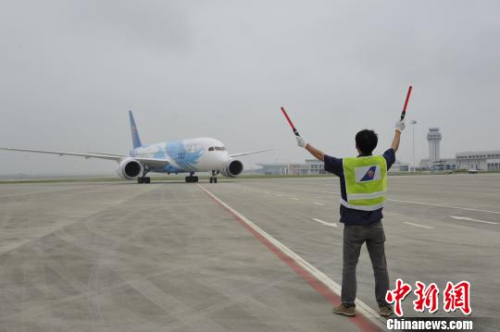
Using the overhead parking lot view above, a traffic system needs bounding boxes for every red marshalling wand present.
[281,107,300,137]
[400,85,413,121]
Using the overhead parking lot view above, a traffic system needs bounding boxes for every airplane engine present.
[117,158,143,180]
[221,159,243,177]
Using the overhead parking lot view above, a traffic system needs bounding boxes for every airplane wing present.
[230,149,273,158]
[0,147,171,168]
[0,147,126,161]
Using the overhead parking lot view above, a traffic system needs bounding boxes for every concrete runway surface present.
[0,174,498,332]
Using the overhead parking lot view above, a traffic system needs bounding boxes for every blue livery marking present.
[166,140,203,172]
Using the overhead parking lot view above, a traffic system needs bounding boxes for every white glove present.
[395,121,406,132]
[296,135,308,148]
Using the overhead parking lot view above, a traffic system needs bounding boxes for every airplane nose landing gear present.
[209,170,219,184]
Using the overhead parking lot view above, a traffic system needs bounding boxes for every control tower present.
[427,127,442,162]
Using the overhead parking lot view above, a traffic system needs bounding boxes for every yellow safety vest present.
[341,155,388,211]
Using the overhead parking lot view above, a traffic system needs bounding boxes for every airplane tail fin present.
[128,110,143,149]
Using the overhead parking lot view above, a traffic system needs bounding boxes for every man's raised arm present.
[296,136,325,161]
[391,121,406,152]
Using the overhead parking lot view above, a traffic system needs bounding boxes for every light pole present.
[411,120,418,172]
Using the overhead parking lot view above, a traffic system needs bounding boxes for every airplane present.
[0,111,271,184]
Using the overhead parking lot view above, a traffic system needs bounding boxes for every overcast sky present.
[1,0,499,176]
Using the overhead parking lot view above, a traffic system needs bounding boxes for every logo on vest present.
[361,166,377,181]
[355,165,381,183]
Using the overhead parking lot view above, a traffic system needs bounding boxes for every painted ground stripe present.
[314,202,325,206]
[450,216,498,225]
[290,197,300,201]
[403,222,434,229]
[313,218,338,228]
[388,199,500,215]
[197,184,385,332]
[246,183,500,215]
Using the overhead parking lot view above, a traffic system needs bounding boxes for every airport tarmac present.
[0,174,498,332]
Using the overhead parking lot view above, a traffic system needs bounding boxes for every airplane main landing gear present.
[185,173,199,183]
[209,170,219,184]
[138,177,151,184]
[137,167,151,184]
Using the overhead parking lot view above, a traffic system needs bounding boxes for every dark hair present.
[355,129,378,154]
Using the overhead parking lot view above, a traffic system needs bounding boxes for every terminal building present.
[418,127,500,171]
[257,159,325,176]
[258,159,409,175]
[456,151,500,171]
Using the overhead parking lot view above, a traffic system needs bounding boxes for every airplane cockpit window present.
[209,146,226,151]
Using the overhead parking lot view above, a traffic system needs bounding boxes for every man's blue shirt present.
[324,149,396,225]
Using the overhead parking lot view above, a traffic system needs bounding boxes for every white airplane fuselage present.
[130,137,231,174]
